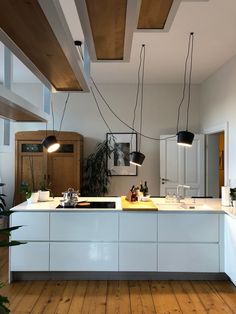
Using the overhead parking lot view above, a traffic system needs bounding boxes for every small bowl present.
[141,195,151,202]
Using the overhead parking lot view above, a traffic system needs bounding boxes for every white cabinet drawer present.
[158,243,219,272]
[11,212,49,241]
[50,212,118,241]
[50,242,118,271]
[119,213,157,242]
[158,213,219,242]
[10,242,49,271]
[119,243,157,271]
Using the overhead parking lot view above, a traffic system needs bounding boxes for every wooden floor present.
[1,248,236,313]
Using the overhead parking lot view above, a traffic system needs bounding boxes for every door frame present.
[203,121,229,190]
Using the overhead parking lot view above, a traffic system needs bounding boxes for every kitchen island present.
[9,197,236,285]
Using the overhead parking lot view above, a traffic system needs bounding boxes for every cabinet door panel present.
[50,212,118,241]
[10,242,49,271]
[11,212,49,240]
[119,243,157,271]
[50,242,118,271]
[158,243,219,272]
[158,213,219,242]
[225,215,236,285]
[119,213,157,242]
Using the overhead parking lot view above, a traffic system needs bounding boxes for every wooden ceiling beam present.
[0,0,89,92]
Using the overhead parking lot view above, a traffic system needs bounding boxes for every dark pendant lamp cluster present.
[130,44,146,167]
[42,93,70,153]
[176,32,195,147]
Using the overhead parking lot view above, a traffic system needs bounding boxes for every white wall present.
[200,54,236,187]
[0,82,200,206]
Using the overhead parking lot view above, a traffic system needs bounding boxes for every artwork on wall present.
[106,133,137,176]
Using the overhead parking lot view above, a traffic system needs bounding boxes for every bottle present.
[143,181,149,196]
[130,185,136,202]
[140,182,144,196]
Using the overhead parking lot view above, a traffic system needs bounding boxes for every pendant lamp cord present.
[186,32,194,131]
[139,44,145,152]
[51,97,55,136]
[176,32,193,134]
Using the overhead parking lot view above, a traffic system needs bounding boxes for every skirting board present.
[11,271,229,281]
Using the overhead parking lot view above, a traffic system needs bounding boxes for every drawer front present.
[119,212,157,242]
[158,213,219,242]
[50,212,118,241]
[11,212,49,241]
[10,242,49,271]
[119,243,157,271]
[50,242,118,271]
[158,243,219,272]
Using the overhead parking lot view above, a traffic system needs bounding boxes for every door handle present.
[161,178,169,185]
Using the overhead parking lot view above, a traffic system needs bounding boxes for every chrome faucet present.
[176,185,190,201]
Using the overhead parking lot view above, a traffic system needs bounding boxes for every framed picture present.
[106,132,137,176]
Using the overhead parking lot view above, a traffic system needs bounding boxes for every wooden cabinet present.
[15,131,83,203]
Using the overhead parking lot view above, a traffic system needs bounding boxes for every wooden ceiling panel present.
[138,0,174,29]
[85,0,127,60]
[0,0,84,91]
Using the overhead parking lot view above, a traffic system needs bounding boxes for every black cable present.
[176,33,192,134]
[51,98,55,136]
[90,77,176,141]
[186,33,194,131]
[58,93,70,137]
[139,44,145,151]
[131,44,144,151]
[90,86,113,135]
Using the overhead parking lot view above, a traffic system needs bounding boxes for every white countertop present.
[10,196,236,219]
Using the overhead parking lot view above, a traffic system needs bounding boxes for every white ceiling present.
[1,0,236,85]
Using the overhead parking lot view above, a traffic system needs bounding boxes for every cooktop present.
[57,201,116,209]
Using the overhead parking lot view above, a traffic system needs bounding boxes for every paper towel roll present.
[221,186,231,206]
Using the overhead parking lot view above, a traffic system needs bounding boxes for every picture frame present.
[106,132,137,176]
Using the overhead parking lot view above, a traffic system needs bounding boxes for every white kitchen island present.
[9,197,236,285]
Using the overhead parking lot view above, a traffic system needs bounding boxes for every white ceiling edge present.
[0,85,49,122]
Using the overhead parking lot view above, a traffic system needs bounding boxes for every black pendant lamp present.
[177,32,195,147]
[130,44,146,167]
[42,135,60,153]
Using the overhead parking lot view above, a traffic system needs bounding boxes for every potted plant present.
[81,138,114,196]
[38,180,52,202]
[0,183,24,313]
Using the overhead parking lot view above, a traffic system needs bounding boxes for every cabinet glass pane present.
[22,144,43,152]
[57,144,74,153]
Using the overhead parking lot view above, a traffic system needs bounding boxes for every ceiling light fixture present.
[130,44,146,167]
[42,93,70,153]
[176,32,195,147]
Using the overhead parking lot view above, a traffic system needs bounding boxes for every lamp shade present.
[177,131,194,147]
[42,135,60,153]
[130,151,145,167]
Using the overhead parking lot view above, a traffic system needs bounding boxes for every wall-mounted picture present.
[106,133,137,176]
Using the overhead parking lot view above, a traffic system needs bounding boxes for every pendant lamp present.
[42,135,60,153]
[42,93,70,153]
[130,44,146,167]
[177,32,195,147]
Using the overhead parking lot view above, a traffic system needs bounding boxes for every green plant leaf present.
[0,240,26,248]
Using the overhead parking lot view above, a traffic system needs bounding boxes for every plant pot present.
[39,190,50,202]
[27,192,39,204]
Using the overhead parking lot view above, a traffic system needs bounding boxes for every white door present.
[160,134,205,196]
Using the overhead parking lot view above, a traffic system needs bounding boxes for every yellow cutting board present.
[121,196,158,211]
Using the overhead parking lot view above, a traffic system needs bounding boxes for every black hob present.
[57,201,116,209]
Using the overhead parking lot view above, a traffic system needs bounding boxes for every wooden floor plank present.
[106,281,131,314]
[55,281,77,314]
[11,281,47,314]
[67,281,88,314]
[191,281,233,313]
[150,280,182,313]
[171,281,207,313]
[209,280,236,313]
[80,280,107,314]
[129,281,155,314]
[31,281,67,314]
